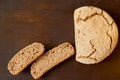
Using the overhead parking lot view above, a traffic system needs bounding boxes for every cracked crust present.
[74,6,118,64]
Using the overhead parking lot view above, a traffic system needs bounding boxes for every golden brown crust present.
[31,42,74,79]
[74,6,119,64]
[8,42,45,75]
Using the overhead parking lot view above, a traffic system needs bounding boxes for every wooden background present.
[0,0,120,80]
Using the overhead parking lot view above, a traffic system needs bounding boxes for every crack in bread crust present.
[76,7,113,50]
[77,40,97,62]
[106,31,112,50]
[77,13,101,22]
[77,56,97,62]
[76,9,102,22]
[87,40,96,57]
[77,8,114,27]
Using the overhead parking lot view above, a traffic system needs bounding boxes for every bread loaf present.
[74,6,118,64]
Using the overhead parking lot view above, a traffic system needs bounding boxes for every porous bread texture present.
[8,42,45,75]
[31,42,74,79]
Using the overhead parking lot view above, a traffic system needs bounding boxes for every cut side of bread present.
[31,42,74,79]
[8,42,45,75]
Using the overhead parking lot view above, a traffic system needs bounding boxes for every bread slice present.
[31,42,74,79]
[8,42,45,75]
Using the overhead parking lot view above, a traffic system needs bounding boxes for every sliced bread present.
[31,42,74,79]
[8,42,45,75]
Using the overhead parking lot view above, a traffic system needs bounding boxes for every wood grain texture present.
[0,0,120,80]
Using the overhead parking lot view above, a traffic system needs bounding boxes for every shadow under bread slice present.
[8,42,45,75]
[31,42,75,79]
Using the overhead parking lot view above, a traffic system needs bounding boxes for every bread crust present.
[8,42,45,75]
[74,6,119,64]
[31,42,74,79]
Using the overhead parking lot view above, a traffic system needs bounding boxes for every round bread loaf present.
[74,6,119,64]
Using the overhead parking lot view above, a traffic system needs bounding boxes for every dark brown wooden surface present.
[0,0,120,80]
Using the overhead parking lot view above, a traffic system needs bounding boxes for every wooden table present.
[0,0,120,80]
